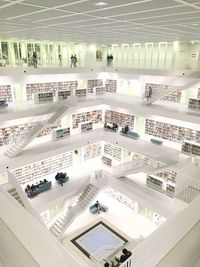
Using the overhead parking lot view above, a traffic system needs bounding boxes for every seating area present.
[104,122,118,132]
[121,130,140,139]
[0,100,8,108]
[150,138,163,145]
[55,172,69,186]
[89,202,108,214]
[25,179,52,198]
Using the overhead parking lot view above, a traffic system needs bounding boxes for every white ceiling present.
[0,0,200,43]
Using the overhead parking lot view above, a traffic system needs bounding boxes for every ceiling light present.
[192,23,197,26]
[94,2,108,6]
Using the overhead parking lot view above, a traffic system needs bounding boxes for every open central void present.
[71,221,127,263]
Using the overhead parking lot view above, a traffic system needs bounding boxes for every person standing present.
[107,54,110,67]
[74,54,77,67]
[58,54,62,67]
[110,54,113,67]
[70,54,74,68]
[32,51,37,68]
[147,86,152,100]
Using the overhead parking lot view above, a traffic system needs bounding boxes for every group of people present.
[25,179,48,197]
[55,172,66,186]
[104,122,118,132]
[104,248,132,266]
[107,54,114,67]
[70,54,78,68]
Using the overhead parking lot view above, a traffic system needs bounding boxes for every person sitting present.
[95,200,106,214]
[115,248,132,263]
[122,125,129,134]
[43,179,48,183]
[55,172,60,180]
[112,123,118,131]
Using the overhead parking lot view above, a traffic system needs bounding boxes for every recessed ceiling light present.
[192,23,197,26]
[94,2,108,6]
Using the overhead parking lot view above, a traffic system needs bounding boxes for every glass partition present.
[0,38,199,70]
[1,42,9,66]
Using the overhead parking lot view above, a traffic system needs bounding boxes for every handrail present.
[0,185,83,267]
[120,194,200,267]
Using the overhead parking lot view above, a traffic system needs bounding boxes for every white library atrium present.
[1,1,200,267]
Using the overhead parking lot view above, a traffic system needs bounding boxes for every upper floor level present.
[0,38,200,70]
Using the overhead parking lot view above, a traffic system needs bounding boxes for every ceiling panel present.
[34,14,95,24]
[59,0,138,12]
[22,0,81,8]
[0,0,200,43]
[114,6,197,20]
[10,10,72,22]
[86,0,182,17]
[0,3,44,19]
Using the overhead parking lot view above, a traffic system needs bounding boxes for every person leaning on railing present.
[114,248,132,264]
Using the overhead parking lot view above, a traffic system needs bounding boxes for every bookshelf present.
[166,183,175,197]
[105,79,117,93]
[26,81,78,100]
[12,151,73,184]
[160,90,182,102]
[145,119,199,143]
[83,143,101,161]
[87,79,103,94]
[75,89,87,97]
[188,98,200,112]
[52,127,70,141]
[105,110,134,127]
[37,122,61,138]
[95,87,105,95]
[0,85,12,102]
[147,173,176,197]
[182,141,200,156]
[146,174,164,192]
[0,121,61,147]
[56,90,71,100]
[33,92,53,104]
[156,171,177,184]
[104,187,138,213]
[104,143,122,161]
[102,156,112,167]
[81,122,93,133]
[72,110,102,129]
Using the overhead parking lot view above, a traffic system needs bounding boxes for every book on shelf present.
[33,92,54,104]
[12,151,73,184]
[145,119,199,143]
[72,110,102,129]
[52,127,70,141]
[26,81,78,100]
[82,143,101,161]
[188,98,200,112]
[102,156,112,167]
[105,80,117,93]
[87,79,103,94]
[0,85,12,102]
[182,140,200,156]
[105,110,134,127]
[81,122,93,132]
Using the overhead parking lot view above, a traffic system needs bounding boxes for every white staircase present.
[145,78,198,105]
[7,186,24,207]
[49,183,101,239]
[4,96,77,158]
